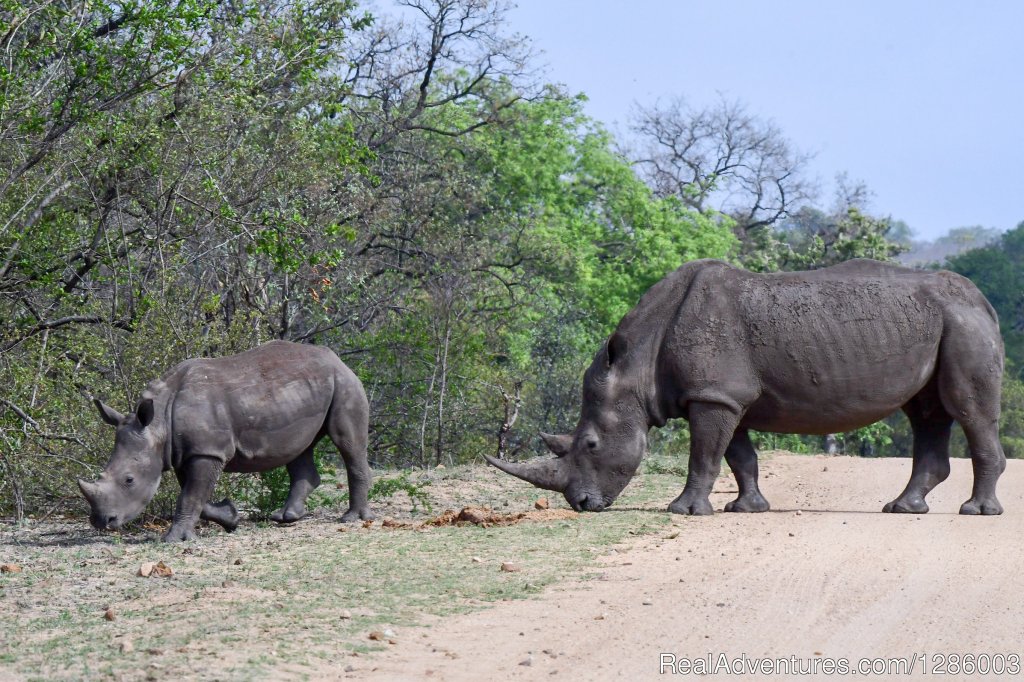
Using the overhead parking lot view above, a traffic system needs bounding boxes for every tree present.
[629,96,815,237]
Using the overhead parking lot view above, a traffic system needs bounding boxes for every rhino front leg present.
[164,456,224,542]
[271,447,320,524]
[722,429,770,512]
[669,402,741,516]
[175,469,238,531]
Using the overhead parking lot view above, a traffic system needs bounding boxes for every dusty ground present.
[366,455,1024,681]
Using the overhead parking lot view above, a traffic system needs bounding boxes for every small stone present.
[788,532,795,537]
[642,600,653,606]
[344,665,356,672]
[500,562,520,573]
[795,510,802,516]
[120,639,134,654]
[519,656,533,667]
[138,562,155,577]
[471,556,484,564]
[368,631,385,641]
[594,613,606,620]
[104,608,116,621]
[0,564,21,574]
[534,498,549,510]
[233,558,243,565]
[221,580,235,588]
[339,610,352,619]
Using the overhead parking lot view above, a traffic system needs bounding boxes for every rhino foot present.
[959,497,1003,515]
[270,507,309,524]
[668,495,714,516]
[340,507,374,523]
[203,498,239,532]
[162,526,198,543]
[724,493,770,513]
[883,496,929,514]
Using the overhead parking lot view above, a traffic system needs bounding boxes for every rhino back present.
[653,260,995,434]
[165,342,351,469]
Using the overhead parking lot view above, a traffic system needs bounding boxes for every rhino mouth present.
[569,492,609,512]
[90,514,121,531]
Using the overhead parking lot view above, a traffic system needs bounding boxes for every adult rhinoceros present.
[79,341,373,541]
[487,259,1006,516]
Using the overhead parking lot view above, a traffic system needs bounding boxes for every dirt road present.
[367,455,1024,681]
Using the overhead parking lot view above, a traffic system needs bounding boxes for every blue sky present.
[506,1,1023,241]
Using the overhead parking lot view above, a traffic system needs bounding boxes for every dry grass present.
[0,457,688,681]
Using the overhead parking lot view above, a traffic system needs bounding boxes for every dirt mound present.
[378,505,578,530]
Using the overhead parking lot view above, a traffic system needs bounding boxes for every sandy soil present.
[362,455,1024,681]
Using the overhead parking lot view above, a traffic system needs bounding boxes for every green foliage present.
[364,472,433,513]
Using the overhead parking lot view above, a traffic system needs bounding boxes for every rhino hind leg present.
[326,396,374,523]
[722,429,770,513]
[884,392,953,514]
[271,447,321,524]
[957,423,1006,516]
[932,317,1006,516]
[669,402,741,516]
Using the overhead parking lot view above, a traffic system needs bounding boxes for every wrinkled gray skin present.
[79,341,373,542]
[487,259,1006,517]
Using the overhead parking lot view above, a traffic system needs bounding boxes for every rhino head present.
[486,332,648,511]
[78,398,164,530]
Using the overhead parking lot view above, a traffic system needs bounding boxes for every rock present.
[534,498,549,510]
[104,608,116,621]
[221,580,235,588]
[368,631,386,641]
[339,610,352,619]
[471,556,483,563]
[519,656,533,667]
[139,561,173,578]
[500,562,520,573]
[0,564,22,574]
[120,639,134,654]
[233,558,243,565]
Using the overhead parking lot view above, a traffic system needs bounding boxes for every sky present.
[505,1,1024,241]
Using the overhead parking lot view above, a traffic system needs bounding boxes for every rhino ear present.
[136,398,155,428]
[606,332,627,367]
[540,432,573,457]
[94,398,124,426]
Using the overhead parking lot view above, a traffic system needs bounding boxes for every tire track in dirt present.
[353,455,1024,681]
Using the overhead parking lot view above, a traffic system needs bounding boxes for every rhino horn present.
[78,478,98,503]
[483,454,568,492]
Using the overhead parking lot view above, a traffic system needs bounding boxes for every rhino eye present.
[124,476,134,487]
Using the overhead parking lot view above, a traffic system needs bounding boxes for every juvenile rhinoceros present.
[79,341,373,541]
[487,259,1006,516]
